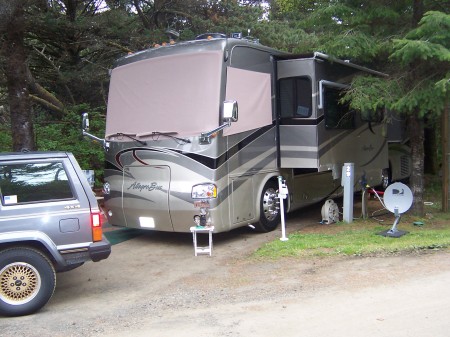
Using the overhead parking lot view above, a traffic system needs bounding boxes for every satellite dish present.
[379,182,412,238]
[383,182,413,214]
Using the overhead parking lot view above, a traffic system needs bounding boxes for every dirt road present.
[112,253,450,337]
[1,207,449,337]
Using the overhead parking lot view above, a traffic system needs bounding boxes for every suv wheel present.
[0,248,56,316]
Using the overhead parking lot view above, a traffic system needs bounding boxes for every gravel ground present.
[1,203,449,337]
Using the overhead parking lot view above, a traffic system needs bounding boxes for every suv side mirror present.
[223,101,238,123]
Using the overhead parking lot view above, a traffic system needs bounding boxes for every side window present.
[279,77,312,118]
[324,87,355,129]
[0,162,74,205]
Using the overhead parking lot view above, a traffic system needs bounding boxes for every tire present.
[0,248,56,317]
[254,180,281,232]
[381,167,392,190]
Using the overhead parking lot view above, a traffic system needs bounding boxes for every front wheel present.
[253,181,281,232]
[0,248,56,317]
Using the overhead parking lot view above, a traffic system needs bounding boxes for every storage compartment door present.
[122,165,172,231]
[230,176,255,224]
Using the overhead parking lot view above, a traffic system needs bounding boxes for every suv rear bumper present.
[89,237,112,262]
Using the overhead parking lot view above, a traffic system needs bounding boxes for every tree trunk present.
[407,113,425,216]
[133,0,152,29]
[1,1,36,151]
[424,124,439,174]
[406,0,425,216]
[442,101,449,212]
[412,0,424,26]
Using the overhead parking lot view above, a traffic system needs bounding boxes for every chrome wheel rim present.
[262,187,278,221]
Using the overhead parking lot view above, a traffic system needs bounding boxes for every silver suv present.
[0,152,111,316]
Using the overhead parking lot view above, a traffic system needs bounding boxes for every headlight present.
[191,183,217,199]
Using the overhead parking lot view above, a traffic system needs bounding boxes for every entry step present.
[189,226,214,256]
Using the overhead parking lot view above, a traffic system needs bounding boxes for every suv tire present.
[0,248,56,316]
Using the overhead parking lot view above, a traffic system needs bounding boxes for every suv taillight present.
[91,212,103,242]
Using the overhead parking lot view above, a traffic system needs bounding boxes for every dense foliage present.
[0,0,448,212]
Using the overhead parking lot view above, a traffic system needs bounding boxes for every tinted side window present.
[324,87,355,129]
[279,77,312,118]
[0,162,74,205]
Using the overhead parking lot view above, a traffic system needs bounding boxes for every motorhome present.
[83,34,410,233]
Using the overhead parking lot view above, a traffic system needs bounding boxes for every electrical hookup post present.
[278,176,289,241]
[341,163,354,223]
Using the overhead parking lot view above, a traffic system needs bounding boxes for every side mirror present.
[199,101,238,144]
[81,112,109,150]
[223,101,238,123]
[82,112,90,131]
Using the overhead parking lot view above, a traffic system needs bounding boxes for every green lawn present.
[255,176,450,259]
[254,220,450,258]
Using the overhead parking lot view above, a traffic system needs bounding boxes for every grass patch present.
[255,222,450,258]
[255,174,450,259]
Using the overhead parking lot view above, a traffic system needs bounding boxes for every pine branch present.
[32,45,75,104]
[107,41,134,54]
[25,64,65,117]
[29,94,65,115]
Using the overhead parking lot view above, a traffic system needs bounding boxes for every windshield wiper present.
[149,132,191,145]
[112,133,147,146]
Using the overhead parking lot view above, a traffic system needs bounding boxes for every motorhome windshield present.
[105,51,223,139]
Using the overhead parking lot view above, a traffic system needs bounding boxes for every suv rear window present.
[0,162,74,205]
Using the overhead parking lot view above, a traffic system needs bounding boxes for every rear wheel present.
[254,181,280,232]
[0,248,56,317]
[382,167,392,190]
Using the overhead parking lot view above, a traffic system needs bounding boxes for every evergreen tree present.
[1,0,448,212]
[272,0,449,215]
[0,0,38,151]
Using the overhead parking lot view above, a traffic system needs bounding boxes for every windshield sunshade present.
[106,51,223,138]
